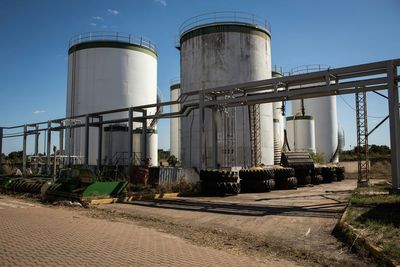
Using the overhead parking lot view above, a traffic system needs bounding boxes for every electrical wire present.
[339,95,387,119]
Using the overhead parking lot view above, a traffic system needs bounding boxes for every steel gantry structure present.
[0,59,399,191]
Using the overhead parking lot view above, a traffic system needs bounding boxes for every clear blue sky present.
[0,0,399,155]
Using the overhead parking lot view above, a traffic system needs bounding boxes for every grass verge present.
[342,181,400,265]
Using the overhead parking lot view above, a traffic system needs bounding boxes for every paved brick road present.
[0,195,290,267]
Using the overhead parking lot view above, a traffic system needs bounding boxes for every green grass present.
[350,194,400,205]
[345,186,400,264]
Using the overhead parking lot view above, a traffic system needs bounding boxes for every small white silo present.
[289,65,338,162]
[178,12,273,168]
[66,32,158,166]
[286,115,316,153]
[132,128,158,166]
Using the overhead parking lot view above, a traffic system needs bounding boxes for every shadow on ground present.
[125,193,349,218]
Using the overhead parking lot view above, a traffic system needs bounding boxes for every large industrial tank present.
[286,115,316,153]
[178,12,273,168]
[169,81,181,160]
[66,32,158,166]
[290,65,338,162]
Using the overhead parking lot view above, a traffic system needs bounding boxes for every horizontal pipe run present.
[1,59,399,132]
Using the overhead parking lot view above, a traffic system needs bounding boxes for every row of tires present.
[2,178,48,194]
[200,166,345,196]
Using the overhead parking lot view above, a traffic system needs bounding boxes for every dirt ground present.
[87,179,375,266]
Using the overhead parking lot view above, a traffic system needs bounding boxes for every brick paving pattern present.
[0,195,276,267]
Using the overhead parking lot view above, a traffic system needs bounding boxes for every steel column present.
[97,116,103,171]
[199,92,205,170]
[0,127,3,164]
[211,106,218,168]
[387,63,400,192]
[59,121,64,154]
[355,91,369,186]
[22,125,27,176]
[34,125,39,172]
[128,108,133,167]
[141,110,147,164]
[84,115,90,166]
[46,121,51,175]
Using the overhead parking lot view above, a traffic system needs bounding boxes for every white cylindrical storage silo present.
[170,82,181,160]
[286,115,316,153]
[66,32,158,166]
[132,128,158,166]
[178,12,273,168]
[290,65,338,162]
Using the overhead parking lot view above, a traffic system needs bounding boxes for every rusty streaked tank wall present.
[178,12,274,168]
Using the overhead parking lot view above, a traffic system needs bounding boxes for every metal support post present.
[84,115,90,166]
[34,125,39,172]
[211,105,218,168]
[355,91,369,186]
[0,127,3,165]
[59,122,64,154]
[141,110,147,164]
[59,122,64,168]
[97,116,103,171]
[46,121,52,175]
[387,63,400,192]
[53,145,57,180]
[22,125,27,176]
[199,92,205,170]
[128,108,133,167]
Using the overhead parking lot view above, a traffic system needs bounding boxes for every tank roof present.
[178,12,271,38]
[169,78,181,90]
[68,32,157,55]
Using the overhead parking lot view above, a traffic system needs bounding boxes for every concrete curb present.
[333,204,396,267]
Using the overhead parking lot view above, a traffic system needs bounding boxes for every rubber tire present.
[275,176,298,189]
[336,166,345,181]
[321,167,336,183]
[241,179,275,193]
[312,174,323,185]
[274,167,295,179]
[297,175,312,186]
[287,177,298,189]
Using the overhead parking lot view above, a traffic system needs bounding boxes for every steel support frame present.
[22,125,27,175]
[387,63,400,192]
[0,59,400,189]
[84,115,90,166]
[128,108,133,170]
[46,121,52,175]
[34,125,39,172]
[355,91,369,185]
[0,128,3,164]
[97,116,103,171]
[199,91,205,170]
[211,101,218,169]
[141,110,147,165]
